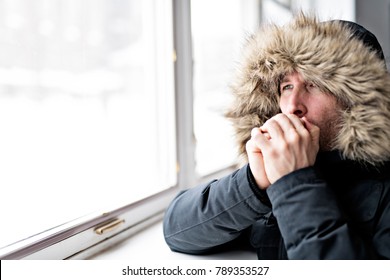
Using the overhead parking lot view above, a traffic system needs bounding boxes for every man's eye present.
[306,83,322,94]
[281,84,293,91]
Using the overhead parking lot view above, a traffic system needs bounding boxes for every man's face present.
[279,71,343,151]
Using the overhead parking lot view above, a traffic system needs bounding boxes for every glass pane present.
[262,0,293,24]
[191,0,260,175]
[0,0,175,249]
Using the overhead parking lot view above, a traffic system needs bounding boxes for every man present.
[163,14,390,259]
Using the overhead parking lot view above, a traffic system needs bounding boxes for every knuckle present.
[278,142,289,153]
[270,114,283,123]
[251,127,260,137]
[269,147,282,159]
[264,118,276,128]
[288,132,300,144]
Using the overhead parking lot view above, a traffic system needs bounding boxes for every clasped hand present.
[246,113,320,190]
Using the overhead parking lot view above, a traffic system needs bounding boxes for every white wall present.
[289,0,355,21]
[356,0,390,69]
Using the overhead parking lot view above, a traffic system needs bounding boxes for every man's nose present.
[285,89,307,118]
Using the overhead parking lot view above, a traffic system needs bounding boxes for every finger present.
[252,128,271,150]
[252,127,271,140]
[301,117,320,144]
[246,137,264,160]
[246,139,271,189]
[246,138,258,153]
[286,114,306,132]
[261,116,286,140]
[251,127,262,138]
[262,114,297,142]
[272,114,299,134]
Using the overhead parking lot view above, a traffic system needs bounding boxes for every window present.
[0,0,175,257]
[192,0,260,176]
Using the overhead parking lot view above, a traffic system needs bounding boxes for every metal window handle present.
[94,219,125,235]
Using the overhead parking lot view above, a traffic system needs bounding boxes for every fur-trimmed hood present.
[226,14,390,166]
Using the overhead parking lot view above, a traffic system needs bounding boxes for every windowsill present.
[88,221,257,260]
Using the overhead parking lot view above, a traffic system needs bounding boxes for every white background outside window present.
[0,0,175,250]
[192,0,260,176]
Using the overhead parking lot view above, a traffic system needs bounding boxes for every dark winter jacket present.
[163,14,390,259]
[164,151,390,259]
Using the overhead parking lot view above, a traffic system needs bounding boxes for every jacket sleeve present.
[266,167,384,259]
[163,164,271,254]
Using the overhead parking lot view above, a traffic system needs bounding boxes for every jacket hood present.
[226,14,390,166]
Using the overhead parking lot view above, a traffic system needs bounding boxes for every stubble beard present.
[316,112,342,152]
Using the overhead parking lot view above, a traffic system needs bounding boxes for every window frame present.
[0,188,177,259]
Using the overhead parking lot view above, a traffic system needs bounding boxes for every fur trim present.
[226,14,390,166]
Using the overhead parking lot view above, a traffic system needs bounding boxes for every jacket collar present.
[315,151,390,181]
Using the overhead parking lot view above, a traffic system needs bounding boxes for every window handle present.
[94,218,125,235]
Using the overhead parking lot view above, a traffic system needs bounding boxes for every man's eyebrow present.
[280,76,291,83]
